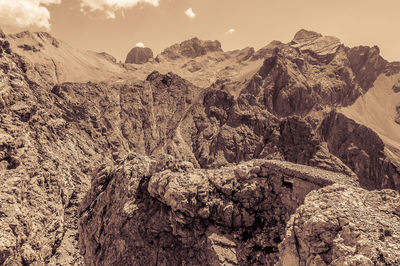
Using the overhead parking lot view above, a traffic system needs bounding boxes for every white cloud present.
[80,0,159,19]
[136,42,145,47]
[0,0,61,29]
[226,28,235,34]
[184,8,195,19]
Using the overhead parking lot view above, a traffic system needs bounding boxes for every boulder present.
[279,184,400,266]
[125,46,153,64]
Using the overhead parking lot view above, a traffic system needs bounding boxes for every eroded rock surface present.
[320,110,400,190]
[79,154,356,266]
[279,184,400,266]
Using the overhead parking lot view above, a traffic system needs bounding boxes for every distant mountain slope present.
[7,31,128,86]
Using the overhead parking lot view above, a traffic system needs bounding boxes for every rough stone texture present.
[0,47,203,265]
[125,47,153,64]
[279,184,400,266]
[320,110,400,191]
[158,37,223,60]
[291,29,341,58]
[79,154,357,266]
[240,33,361,117]
[251,40,283,61]
[240,29,389,119]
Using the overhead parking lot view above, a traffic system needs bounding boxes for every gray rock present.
[125,46,153,64]
[279,184,400,266]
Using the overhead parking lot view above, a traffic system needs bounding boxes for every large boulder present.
[125,46,153,64]
[279,184,400,266]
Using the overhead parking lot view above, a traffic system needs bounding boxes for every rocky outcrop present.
[158,37,223,60]
[251,40,283,61]
[346,45,388,90]
[239,31,362,117]
[97,52,117,63]
[239,30,392,118]
[125,46,153,64]
[291,29,341,59]
[320,110,400,190]
[0,28,5,39]
[279,184,400,265]
[0,39,11,55]
[79,154,357,266]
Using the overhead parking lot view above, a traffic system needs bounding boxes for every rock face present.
[158,37,223,60]
[320,111,400,190]
[125,46,153,64]
[279,184,400,265]
[346,45,388,90]
[79,154,357,266]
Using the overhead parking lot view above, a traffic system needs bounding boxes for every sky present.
[1,0,400,62]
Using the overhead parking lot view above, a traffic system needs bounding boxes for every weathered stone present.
[79,154,356,265]
[125,46,153,64]
[279,184,400,266]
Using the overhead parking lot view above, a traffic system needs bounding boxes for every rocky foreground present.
[0,29,399,265]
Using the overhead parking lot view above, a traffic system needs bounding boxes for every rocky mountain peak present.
[290,29,341,57]
[292,29,323,44]
[157,37,223,60]
[125,46,153,64]
[346,45,388,89]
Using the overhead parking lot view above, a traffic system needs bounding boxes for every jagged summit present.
[291,29,323,43]
[125,46,153,64]
[157,37,223,60]
[290,29,341,57]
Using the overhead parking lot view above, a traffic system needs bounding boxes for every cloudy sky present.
[1,0,400,62]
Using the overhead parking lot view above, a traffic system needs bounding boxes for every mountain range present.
[0,28,399,265]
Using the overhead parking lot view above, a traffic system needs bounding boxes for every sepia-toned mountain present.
[0,28,399,265]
